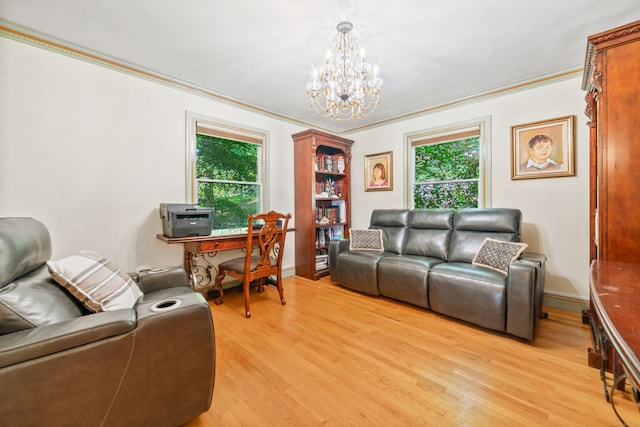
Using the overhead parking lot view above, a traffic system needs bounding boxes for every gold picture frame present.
[511,115,575,180]
[365,151,393,191]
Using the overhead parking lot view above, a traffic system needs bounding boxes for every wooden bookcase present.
[292,129,354,280]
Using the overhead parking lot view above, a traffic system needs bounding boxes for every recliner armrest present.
[329,239,351,281]
[136,266,190,293]
[0,309,135,369]
[506,253,547,340]
[519,251,547,265]
[135,288,209,322]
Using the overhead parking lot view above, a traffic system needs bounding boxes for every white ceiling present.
[1,0,639,134]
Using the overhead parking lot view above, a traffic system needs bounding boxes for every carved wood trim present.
[582,48,602,120]
[581,43,596,91]
[591,70,603,101]
[589,23,640,45]
[584,92,593,122]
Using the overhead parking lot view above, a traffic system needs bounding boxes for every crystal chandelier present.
[306,21,383,120]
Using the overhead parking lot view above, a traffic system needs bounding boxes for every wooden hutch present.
[583,19,640,419]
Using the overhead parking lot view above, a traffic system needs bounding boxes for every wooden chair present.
[214,211,291,318]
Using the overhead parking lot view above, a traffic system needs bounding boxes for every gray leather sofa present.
[329,208,547,340]
[0,217,215,426]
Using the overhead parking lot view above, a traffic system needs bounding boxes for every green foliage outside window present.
[413,137,480,209]
[196,134,260,230]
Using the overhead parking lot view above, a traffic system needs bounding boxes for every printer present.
[160,203,213,238]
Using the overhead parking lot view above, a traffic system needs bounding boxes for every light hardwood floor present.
[183,275,638,426]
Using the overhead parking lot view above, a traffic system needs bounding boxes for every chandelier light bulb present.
[306,21,383,120]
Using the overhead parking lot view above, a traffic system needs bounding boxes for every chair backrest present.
[245,211,291,274]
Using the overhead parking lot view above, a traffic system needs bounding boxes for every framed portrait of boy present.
[511,115,575,180]
[365,151,393,191]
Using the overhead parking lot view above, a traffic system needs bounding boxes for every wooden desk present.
[157,227,293,292]
[157,231,257,291]
[589,260,640,421]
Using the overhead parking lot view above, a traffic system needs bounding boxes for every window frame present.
[406,117,491,209]
[185,112,269,230]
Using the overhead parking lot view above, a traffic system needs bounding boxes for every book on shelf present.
[317,153,338,173]
[315,178,342,198]
[316,206,340,224]
[315,254,329,270]
[315,226,344,248]
[330,226,344,240]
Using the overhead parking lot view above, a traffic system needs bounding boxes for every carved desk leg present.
[184,250,218,294]
[184,250,198,290]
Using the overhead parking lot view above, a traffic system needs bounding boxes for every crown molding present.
[1,23,582,137]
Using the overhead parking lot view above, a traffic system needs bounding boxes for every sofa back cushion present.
[449,208,522,263]
[0,217,52,289]
[0,266,85,335]
[369,209,409,254]
[405,209,455,260]
[0,218,86,335]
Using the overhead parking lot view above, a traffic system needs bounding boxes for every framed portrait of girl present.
[365,151,393,191]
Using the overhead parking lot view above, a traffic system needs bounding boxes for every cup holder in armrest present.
[150,298,182,313]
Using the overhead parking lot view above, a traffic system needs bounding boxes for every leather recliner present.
[0,217,215,426]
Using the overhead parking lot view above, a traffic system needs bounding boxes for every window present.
[186,114,267,233]
[407,120,489,209]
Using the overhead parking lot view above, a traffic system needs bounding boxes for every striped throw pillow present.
[47,251,142,312]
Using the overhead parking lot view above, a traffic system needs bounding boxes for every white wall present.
[0,36,591,300]
[346,77,590,300]
[0,37,304,272]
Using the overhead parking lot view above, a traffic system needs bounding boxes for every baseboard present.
[543,293,589,313]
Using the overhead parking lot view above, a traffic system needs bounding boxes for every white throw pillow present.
[47,251,142,312]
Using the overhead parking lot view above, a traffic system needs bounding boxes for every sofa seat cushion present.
[378,255,445,309]
[0,266,85,335]
[337,251,391,295]
[429,262,507,332]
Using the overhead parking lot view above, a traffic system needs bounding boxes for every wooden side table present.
[589,260,640,423]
